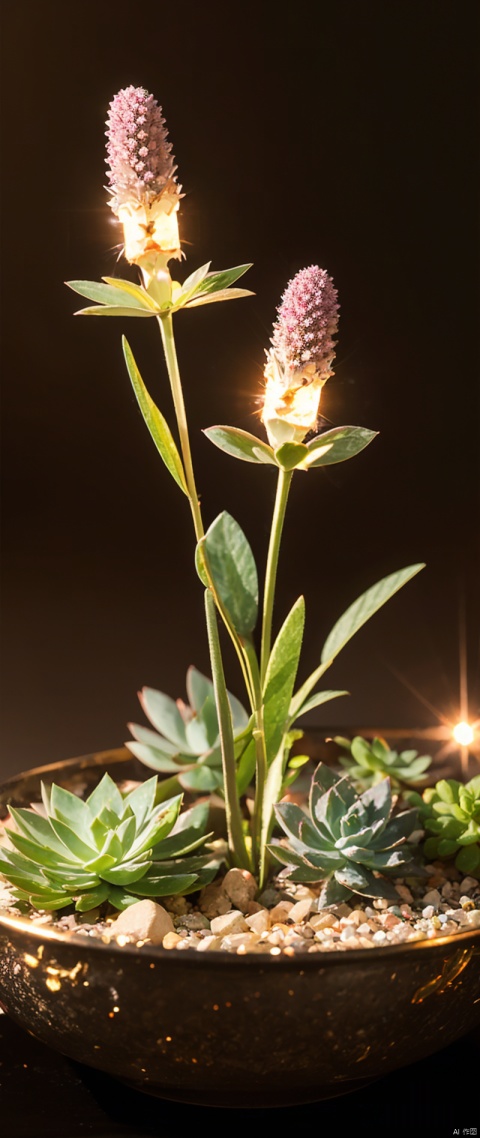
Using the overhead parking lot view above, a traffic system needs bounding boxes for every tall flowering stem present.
[259,266,339,684]
[260,468,293,686]
[158,314,204,542]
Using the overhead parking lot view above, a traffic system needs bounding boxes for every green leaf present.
[122,337,188,495]
[102,276,159,309]
[178,767,222,792]
[66,279,156,311]
[100,857,152,885]
[263,597,305,764]
[50,784,93,843]
[185,264,252,300]
[321,564,425,668]
[125,742,184,773]
[127,873,198,897]
[175,262,211,303]
[74,883,110,912]
[8,806,69,858]
[139,688,190,751]
[304,425,378,467]
[123,777,158,830]
[184,287,254,308]
[292,689,349,720]
[456,845,480,874]
[274,442,309,471]
[74,305,155,318]
[203,512,258,637]
[204,426,276,466]
[86,773,125,820]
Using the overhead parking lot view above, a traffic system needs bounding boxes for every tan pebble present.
[113,901,174,946]
[163,931,182,949]
[309,913,337,931]
[222,868,257,912]
[198,882,230,919]
[358,936,375,948]
[195,935,224,952]
[268,930,286,946]
[269,901,293,923]
[221,932,261,951]
[163,895,189,916]
[423,889,441,907]
[356,922,372,935]
[396,885,413,903]
[466,910,480,929]
[331,903,353,919]
[246,910,270,934]
[293,924,314,938]
[288,898,312,923]
[383,915,401,929]
[460,876,478,892]
[210,910,249,936]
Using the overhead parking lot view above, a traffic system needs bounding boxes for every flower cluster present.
[105,86,182,264]
[262,266,339,446]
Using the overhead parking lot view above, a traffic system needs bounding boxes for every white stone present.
[288,898,312,923]
[340,925,357,941]
[210,910,249,936]
[466,909,480,928]
[309,913,337,931]
[112,900,174,946]
[246,909,270,934]
[196,935,224,952]
[422,905,435,919]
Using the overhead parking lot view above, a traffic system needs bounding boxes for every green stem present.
[158,314,204,542]
[204,590,251,870]
[260,468,293,686]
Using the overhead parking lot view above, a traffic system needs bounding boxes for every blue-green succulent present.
[126,667,250,793]
[268,762,422,906]
[335,735,432,791]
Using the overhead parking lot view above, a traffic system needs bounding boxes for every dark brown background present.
[1,1,479,778]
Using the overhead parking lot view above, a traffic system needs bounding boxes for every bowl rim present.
[1,748,479,970]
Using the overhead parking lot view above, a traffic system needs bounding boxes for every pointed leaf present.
[185,264,252,299]
[321,564,425,666]
[102,276,159,309]
[122,337,188,494]
[86,773,124,820]
[122,777,158,830]
[184,288,254,308]
[127,873,198,897]
[140,688,190,750]
[204,426,276,466]
[125,741,184,772]
[203,512,258,637]
[293,689,349,719]
[263,597,305,763]
[304,426,378,467]
[74,305,155,318]
[74,883,111,912]
[66,279,156,310]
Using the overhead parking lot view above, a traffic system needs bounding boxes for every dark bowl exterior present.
[0,750,479,1108]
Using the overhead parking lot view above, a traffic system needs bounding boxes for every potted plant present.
[0,85,478,1109]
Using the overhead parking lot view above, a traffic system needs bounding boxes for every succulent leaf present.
[269,762,421,903]
[413,774,480,877]
[0,775,215,912]
[126,667,249,794]
[336,735,432,791]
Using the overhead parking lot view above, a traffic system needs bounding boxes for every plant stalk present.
[260,468,293,686]
[158,314,204,542]
[204,590,251,870]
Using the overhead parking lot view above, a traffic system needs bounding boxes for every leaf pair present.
[204,424,377,473]
[66,264,253,319]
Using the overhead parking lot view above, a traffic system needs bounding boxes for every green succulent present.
[335,735,432,791]
[268,762,422,906]
[127,666,250,793]
[0,773,219,912]
[409,775,480,877]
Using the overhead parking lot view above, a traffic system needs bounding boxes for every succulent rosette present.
[269,762,422,906]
